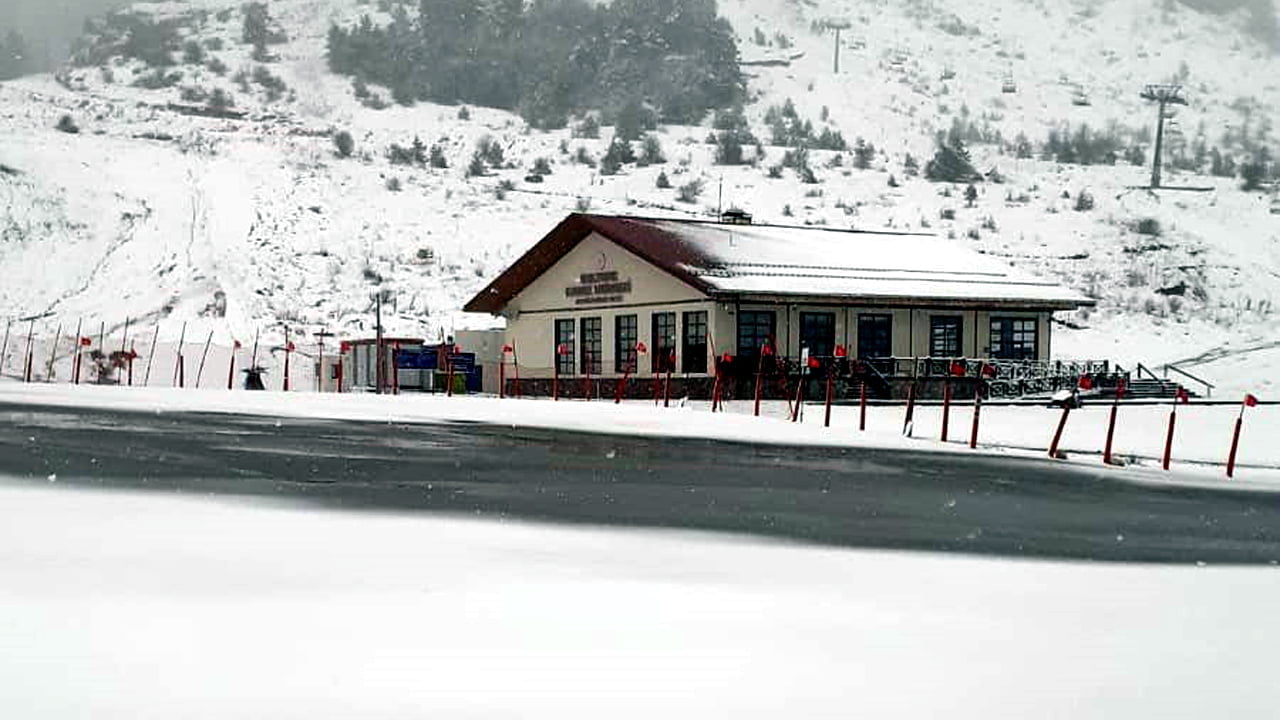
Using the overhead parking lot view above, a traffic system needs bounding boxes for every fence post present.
[902,382,916,436]
[1162,408,1177,471]
[940,381,952,442]
[1048,406,1071,459]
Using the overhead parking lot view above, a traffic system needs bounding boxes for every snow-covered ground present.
[3,480,1280,719]
[1,383,1276,483]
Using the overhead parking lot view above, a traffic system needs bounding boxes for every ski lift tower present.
[1140,83,1188,189]
[827,18,852,73]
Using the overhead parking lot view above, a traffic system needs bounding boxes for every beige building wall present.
[498,233,1057,377]
[504,233,716,378]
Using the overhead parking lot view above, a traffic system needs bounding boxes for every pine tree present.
[925,140,978,183]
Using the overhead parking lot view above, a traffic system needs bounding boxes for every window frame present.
[615,314,638,373]
[799,311,836,359]
[652,312,677,374]
[989,316,1038,360]
[682,311,708,374]
[736,310,776,359]
[929,315,964,358]
[554,319,575,375]
[580,317,602,375]
[856,314,893,359]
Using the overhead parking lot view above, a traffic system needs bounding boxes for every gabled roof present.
[463,214,1095,314]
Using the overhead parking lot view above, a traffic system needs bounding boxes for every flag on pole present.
[79,337,92,347]
[635,341,647,354]
[1245,393,1259,407]
[1176,387,1190,404]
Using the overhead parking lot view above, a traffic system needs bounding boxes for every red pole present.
[941,381,952,442]
[711,362,723,412]
[753,350,765,417]
[445,346,454,397]
[1048,407,1071,458]
[902,382,917,436]
[859,381,868,431]
[823,369,834,427]
[1163,408,1177,471]
[1227,416,1243,479]
[553,360,560,401]
[499,356,506,399]
[227,344,237,390]
[663,362,673,408]
[1103,404,1119,466]
[178,354,185,388]
[614,366,631,404]
[969,390,982,449]
[283,330,291,392]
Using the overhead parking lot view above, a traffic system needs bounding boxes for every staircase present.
[1124,378,1194,400]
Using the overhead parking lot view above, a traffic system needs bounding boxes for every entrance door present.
[799,312,836,358]
[857,314,892,359]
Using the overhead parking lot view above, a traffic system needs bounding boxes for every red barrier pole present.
[178,354,185,388]
[1048,407,1071,459]
[127,346,135,386]
[823,368,834,427]
[1103,404,1119,466]
[510,341,521,398]
[1162,407,1177,471]
[336,360,344,393]
[614,366,631,404]
[752,348,766,417]
[790,372,803,423]
[582,350,591,400]
[499,356,505,399]
[711,365,722,412]
[902,382,916,436]
[663,362,673,407]
[553,360,560,401]
[227,340,239,390]
[283,329,291,392]
[941,381,952,442]
[1227,416,1243,479]
[859,381,868,432]
[969,390,982,449]
[23,318,34,383]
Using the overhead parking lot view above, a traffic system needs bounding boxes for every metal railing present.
[1162,363,1215,397]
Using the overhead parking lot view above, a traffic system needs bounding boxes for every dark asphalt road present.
[2,402,1279,564]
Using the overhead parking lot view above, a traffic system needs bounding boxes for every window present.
[580,317,601,375]
[857,314,892,359]
[799,312,836,359]
[930,316,963,357]
[555,319,575,375]
[615,314,638,373]
[990,317,1038,360]
[652,312,677,373]
[736,310,776,359]
[682,311,708,374]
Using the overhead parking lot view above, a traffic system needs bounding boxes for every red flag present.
[1245,393,1259,407]
[453,345,461,355]
[128,349,138,360]
[338,341,350,353]
[982,364,997,378]
[761,344,775,357]
[635,341,647,354]
[834,345,847,358]
[234,339,243,350]
[1078,375,1094,390]
[501,343,513,354]
[286,341,296,352]
[557,343,570,356]
[1176,387,1190,404]
[949,360,966,377]
[807,356,821,369]
[721,353,733,363]
[79,337,92,347]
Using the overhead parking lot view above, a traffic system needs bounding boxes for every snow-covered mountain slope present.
[1,0,1278,394]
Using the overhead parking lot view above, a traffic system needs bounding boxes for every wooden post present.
[0,319,9,377]
[23,318,35,383]
[1227,416,1243,479]
[859,381,868,431]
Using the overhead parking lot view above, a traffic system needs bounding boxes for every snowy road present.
[4,402,1280,564]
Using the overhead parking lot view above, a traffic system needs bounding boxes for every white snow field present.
[3,480,1280,719]
[0,382,1276,482]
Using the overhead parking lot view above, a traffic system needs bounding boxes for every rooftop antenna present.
[1140,83,1188,189]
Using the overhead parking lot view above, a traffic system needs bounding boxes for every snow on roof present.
[463,214,1095,313]
[641,218,1095,307]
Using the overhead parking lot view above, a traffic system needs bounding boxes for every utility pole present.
[828,19,850,74]
[1140,84,1188,189]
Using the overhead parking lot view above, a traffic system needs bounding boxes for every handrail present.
[1162,363,1215,397]
[1134,362,1159,381]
